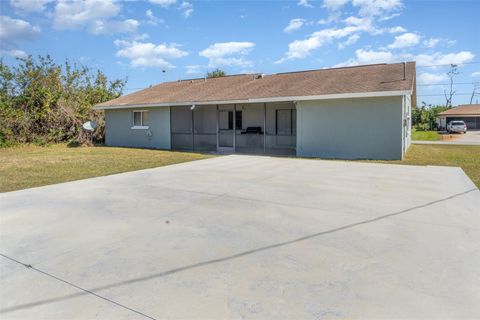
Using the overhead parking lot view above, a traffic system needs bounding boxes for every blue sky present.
[1,0,479,105]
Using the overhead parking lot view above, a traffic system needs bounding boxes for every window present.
[235,110,242,130]
[132,111,149,129]
[219,110,242,130]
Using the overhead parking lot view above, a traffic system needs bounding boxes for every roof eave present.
[94,90,412,110]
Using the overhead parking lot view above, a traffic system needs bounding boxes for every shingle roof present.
[437,104,480,116]
[96,62,416,108]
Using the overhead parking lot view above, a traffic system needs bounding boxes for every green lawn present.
[412,129,442,141]
[1,144,478,193]
[375,144,480,188]
[0,144,213,193]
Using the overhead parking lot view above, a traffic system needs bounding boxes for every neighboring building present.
[94,62,416,160]
[436,104,480,130]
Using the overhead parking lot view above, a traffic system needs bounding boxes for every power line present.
[417,82,476,87]
[417,93,474,97]
[416,61,480,68]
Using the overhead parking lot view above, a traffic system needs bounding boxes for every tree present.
[0,55,126,146]
[206,68,226,78]
[470,82,480,104]
[444,64,459,108]
[412,102,448,131]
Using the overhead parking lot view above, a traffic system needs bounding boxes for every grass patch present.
[1,144,478,193]
[0,144,213,193]
[376,144,480,188]
[412,129,441,141]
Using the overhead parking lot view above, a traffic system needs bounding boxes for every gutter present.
[94,90,413,110]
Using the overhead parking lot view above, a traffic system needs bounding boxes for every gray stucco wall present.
[296,96,404,160]
[105,107,171,149]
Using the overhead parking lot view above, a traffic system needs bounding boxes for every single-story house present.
[436,104,480,130]
[94,61,416,160]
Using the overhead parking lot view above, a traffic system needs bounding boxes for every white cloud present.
[379,12,401,21]
[115,40,188,68]
[334,49,475,68]
[0,49,28,59]
[471,71,480,78]
[89,19,139,35]
[343,15,384,34]
[417,72,448,85]
[338,34,360,49]
[0,15,40,50]
[284,19,306,33]
[53,0,138,35]
[53,0,120,30]
[298,0,313,8]
[186,65,205,75]
[415,51,475,66]
[423,37,456,49]
[389,26,406,33]
[277,24,371,62]
[423,38,440,48]
[352,0,403,17]
[278,1,408,63]
[333,48,396,67]
[0,16,40,58]
[323,0,349,10]
[200,42,255,68]
[445,39,456,47]
[10,0,52,13]
[353,48,396,63]
[344,16,364,26]
[388,32,420,49]
[149,0,177,7]
[146,9,164,26]
[318,11,341,25]
[179,1,193,18]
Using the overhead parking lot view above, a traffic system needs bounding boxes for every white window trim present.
[132,110,149,129]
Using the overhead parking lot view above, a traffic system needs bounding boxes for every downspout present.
[191,104,195,151]
[216,104,219,152]
[263,103,267,154]
[233,104,236,152]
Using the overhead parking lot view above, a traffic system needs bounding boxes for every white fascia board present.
[437,114,479,118]
[94,90,412,110]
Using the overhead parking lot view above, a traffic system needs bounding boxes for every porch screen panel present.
[193,105,217,151]
[265,103,296,156]
[235,104,264,154]
[276,109,292,135]
[171,106,193,150]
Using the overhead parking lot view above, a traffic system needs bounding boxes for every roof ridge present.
[177,73,255,83]
[274,61,415,76]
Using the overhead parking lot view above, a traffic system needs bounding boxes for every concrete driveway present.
[451,130,480,144]
[1,155,479,319]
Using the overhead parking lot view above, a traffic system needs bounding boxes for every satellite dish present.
[82,121,97,131]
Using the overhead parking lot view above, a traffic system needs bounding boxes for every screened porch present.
[170,102,296,155]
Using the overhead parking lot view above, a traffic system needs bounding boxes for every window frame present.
[131,110,149,129]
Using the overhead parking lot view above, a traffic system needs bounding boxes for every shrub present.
[0,55,126,146]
